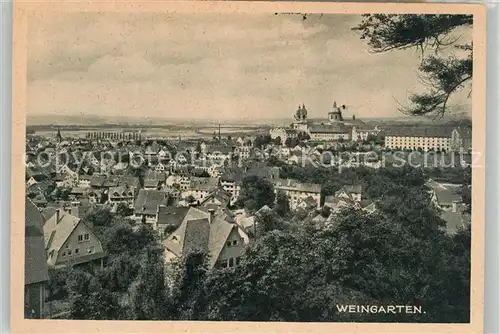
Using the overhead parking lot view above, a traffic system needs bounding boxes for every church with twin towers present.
[270,101,379,143]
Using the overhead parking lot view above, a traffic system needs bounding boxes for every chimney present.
[208,208,215,223]
[452,200,458,213]
[55,209,60,224]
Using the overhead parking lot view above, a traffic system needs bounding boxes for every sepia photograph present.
[13,2,486,333]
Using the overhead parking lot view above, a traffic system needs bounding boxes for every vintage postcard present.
[12,1,486,333]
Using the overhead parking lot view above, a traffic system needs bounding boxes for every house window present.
[219,259,228,268]
[75,248,79,255]
[228,258,234,267]
[67,250,72,256]
[87,246,95,254]
[226,241,232,247]
[84,233,90,240]
[232,240,238,246]
[236,257,241,265]
[62,252,66,257]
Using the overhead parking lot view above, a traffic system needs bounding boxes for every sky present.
[26,12,472,121]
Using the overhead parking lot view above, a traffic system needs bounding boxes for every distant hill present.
[27,112,472,128]
[27,114,177,126]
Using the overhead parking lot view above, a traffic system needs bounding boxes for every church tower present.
[294,104,308,123]
[328,101,345,123]
[293,104,309,133]
[56,127,63,143]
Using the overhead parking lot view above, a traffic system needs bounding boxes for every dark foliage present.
[353,14,473,116]
[235,175,276,213]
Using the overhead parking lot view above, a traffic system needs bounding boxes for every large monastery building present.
[270,101,379,143]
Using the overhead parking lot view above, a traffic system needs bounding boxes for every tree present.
[319,205,331,218]
[101,219,157,257]
[82,207,114,229]
[460,185,471,214]
[60,188,71,201]
[130,248,169,320]
[255,209,288,238]
[254,134,272,149]
[46,268,70,301]
[273,136,282,146]
[169,252,210,320]
[235,175,276,213]
[116,202,133,217]
[275,191,290,217]
[66,269,121,320]
[195,141,203,157]
[298,132,310,141]
[353,14,472,116]
[150,162,470,323]
[97,253,141,293]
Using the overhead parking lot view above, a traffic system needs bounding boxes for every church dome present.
[295,104,308,121]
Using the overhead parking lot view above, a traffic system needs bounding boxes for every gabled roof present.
[134,189,168,215]
[145,170,167,181]
[163,207,239,269]
[182,219,210,254]
[79,174,92,181]
[299,195,318,207]
[163,207,210,257]
[324,195,356,209]
[43,210,81,252]
[255,205,272,216]
[205,144,233,154]
[434,188,462,206]
[41,207,57,221]
[200,188,231,206]
[31,192,48,205]
[90,174,107,187]
[309,123,349,134]
[190,177,219,192]
[25,199,50,285]
[144,179,161,188]
[103,177,119,188]
[385,126,452,138]
[207,217,237,268]
[426,180,462,206]
[118,175,141,188]
[156,206,190,226]
[220,166,277,184]
[109,185,135,198]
